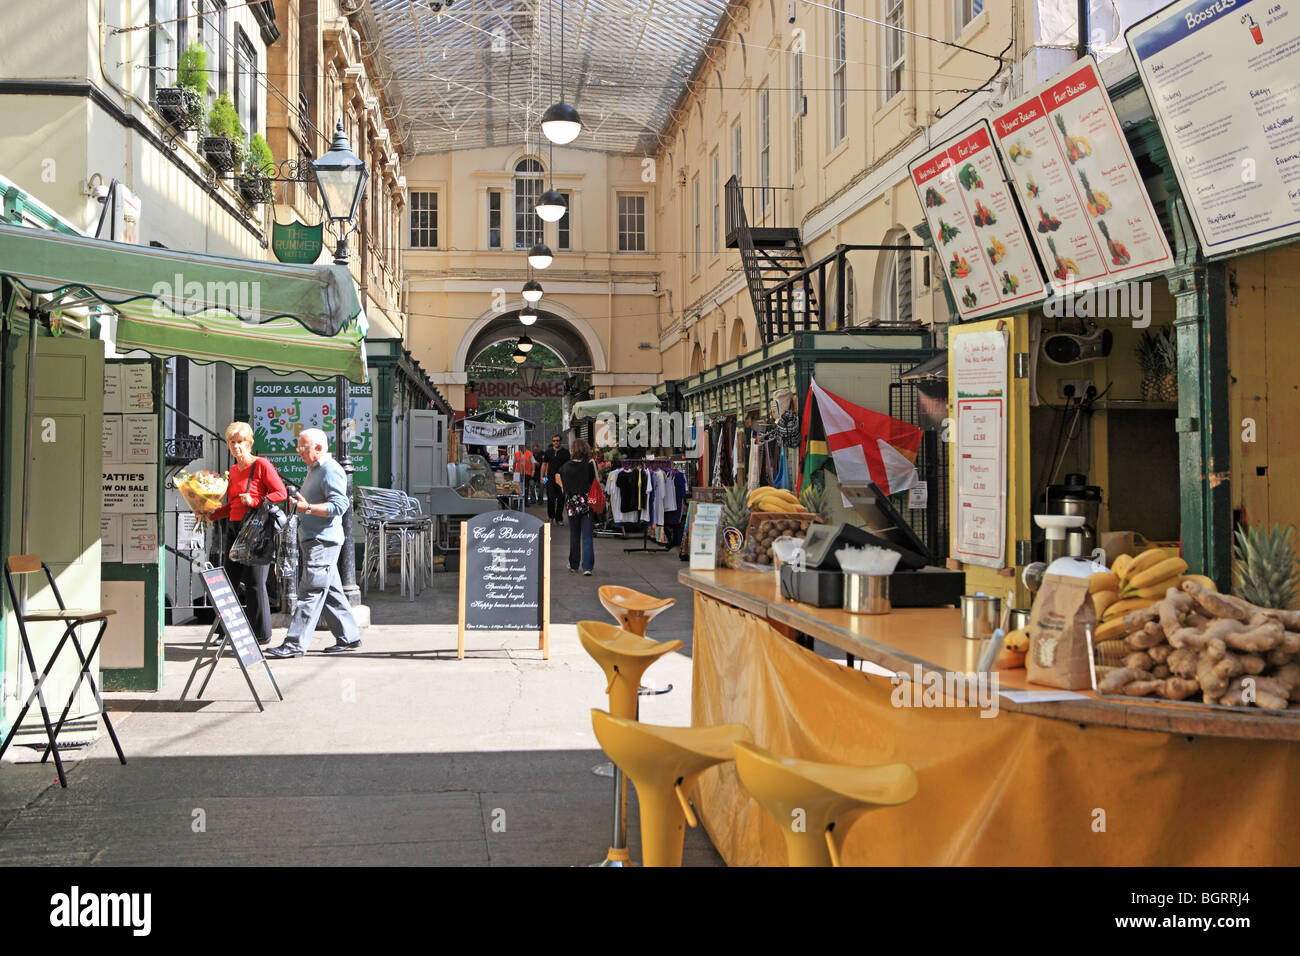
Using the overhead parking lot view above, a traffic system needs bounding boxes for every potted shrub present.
[201,92,244,173]
[156,41,206,131]
[237,133,275,204]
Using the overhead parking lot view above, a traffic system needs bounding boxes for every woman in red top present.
[209,421,288,644]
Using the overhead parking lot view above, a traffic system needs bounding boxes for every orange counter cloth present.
[690,594,1300,866]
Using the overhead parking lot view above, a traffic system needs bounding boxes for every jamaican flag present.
[798,385,832,494]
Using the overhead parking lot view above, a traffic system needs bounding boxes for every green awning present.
[0,222,368,382]
[571,392,662,418]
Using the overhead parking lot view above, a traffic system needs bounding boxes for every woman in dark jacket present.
[208,421,288,643]
[556,439,598,575]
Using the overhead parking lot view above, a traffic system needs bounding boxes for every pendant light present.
[512,346,528,364]
[517,334,535,352]
[522,279,543,303]
[518,307,539,326]
[528,242,554,269]
[535,190,566,222]
[542,0,582,144]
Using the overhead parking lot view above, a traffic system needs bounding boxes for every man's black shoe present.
[322,640,361,654]
[265,644,304,658]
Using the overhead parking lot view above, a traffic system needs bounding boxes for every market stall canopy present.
[571,392,662,419]
[454,410,535,446]
[900,353,948,383]
[0,223,368,382]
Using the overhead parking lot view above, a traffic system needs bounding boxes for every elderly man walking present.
[265,428,361,657]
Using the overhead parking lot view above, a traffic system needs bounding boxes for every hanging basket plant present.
[156,42,207,132]
[236,133,275,205]
[202,92,245,173]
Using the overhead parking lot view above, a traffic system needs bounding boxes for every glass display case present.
[450,454,496,498]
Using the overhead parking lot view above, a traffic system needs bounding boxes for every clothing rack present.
[619,460,681,555]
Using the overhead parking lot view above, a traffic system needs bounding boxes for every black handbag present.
[229,460,288,566]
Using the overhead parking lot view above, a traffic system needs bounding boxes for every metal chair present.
[1,555,126,788]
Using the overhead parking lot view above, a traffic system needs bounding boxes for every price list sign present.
[458,510,550,659]
[910,121,1048,321]
[952,330,1009,568]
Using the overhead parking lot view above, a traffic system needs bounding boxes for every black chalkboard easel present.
[458,510,550,660]
[179,566,283,710]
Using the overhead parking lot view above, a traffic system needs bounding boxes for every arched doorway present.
[729,317,747,358]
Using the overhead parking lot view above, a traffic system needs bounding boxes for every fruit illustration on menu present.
[972,200,997,227]
[1097,219,1131,265]
[1047,237,1079,281]
[985,235,1006,265]
[957,163,984,190]
[1007,141,1033,164]
[949,251,973,278]
[1077,169,1111,217]
[1036,206,1062,233]
[1054,112,1091,163]
[1000,271,1020,295]
[937,219,960,244]
[1025,174,1040,198]
[924,186,946,207]
[961,286,978,308]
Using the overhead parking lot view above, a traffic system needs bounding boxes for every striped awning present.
[0,222,367,382]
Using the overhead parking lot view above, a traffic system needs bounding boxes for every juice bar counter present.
[679,569,1300,866]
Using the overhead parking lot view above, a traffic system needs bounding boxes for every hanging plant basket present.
[200,135,236,172]
[236,174,272,205]
[155,87,199,132]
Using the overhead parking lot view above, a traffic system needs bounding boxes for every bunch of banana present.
[747,485,802,513]
[1088,548,1216,642]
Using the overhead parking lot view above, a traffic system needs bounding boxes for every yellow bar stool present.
[597,585,676,637]
[732,741,919,867]
[577,620,683,866]
[592,709,751,867]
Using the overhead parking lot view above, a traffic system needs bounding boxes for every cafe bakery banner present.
[991,55,1173,296]
[253,379,373,487]
[1128,0,1300,257]
[910,121,1049,320]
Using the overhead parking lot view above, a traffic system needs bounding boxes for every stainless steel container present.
[1008,608,1031,631]
[961,592,1002,641]
[843,573,890,615]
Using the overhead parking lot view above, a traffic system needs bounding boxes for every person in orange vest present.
[513,445,534,503]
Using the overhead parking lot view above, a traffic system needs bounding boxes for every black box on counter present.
[780,565,965,609]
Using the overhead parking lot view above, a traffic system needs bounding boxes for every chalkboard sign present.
[458,510,550,659]
[179,567,282,710]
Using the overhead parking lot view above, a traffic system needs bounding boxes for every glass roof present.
[365,0,733,155]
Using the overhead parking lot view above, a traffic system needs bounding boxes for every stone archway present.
[453,300,605,374]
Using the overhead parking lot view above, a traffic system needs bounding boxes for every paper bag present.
[1026,571,1096,690]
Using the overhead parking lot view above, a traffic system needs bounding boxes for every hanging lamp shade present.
[518,307,539,326]
[527,243,554,269]
[512,347,528,364]
[522,279,543,303]
[541,101,583,145]
[311,120,369,225]
[536,189,566,223]
[517,334,535,353]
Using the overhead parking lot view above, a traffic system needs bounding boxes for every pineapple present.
[721,481,751,568]
[799,480,832,523]
[1156,326,1178,402]
[1233,524,1299,610]
[1135,330,1162,402]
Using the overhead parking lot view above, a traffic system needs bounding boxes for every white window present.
[732,121,743,184]
[692,179,701,273]
[831,0,847,146]
[758,86,770,215]
[617,194,646,252]
[955,0,983,34]
[883,0,906,103]
[711,152,720,254]
[557,192,572,250]
[410,192,438,248]
[880,250,914,326]
[487,190,502,249]
[198,0,226,102]
[791,46,805,172]
[152,0,180,93]
[514,159,543,249]
[235,27,257,135]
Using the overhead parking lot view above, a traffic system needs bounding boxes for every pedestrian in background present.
[557,438,598,575]
[208,421,287,645]
[266,428,361,658]
[544,434,569,524]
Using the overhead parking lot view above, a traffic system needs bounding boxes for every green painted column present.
[374,363,394,489]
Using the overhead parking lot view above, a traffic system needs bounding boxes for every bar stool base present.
[593,847,635,867]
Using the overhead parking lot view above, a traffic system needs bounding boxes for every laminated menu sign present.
[991,56,1173,295]
[1128,0,1300,256]
[953,330,1008,569]
[910,121,1048,320]
[102,469,157,514]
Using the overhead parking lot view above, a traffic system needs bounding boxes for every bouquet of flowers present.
[175,469,228,519]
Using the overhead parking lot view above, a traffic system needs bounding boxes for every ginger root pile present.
[1094,580,1300,711]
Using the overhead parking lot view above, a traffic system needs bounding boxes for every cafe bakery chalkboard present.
[458,510,550,660]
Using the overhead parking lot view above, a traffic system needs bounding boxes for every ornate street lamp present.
[519,358,543,389]
[311,119,369,606]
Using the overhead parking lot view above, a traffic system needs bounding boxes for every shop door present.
[948,316,1032,607]
[2,334,105,744]
[406,409,446,514]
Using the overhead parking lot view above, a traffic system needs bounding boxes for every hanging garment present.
[748,438,761,493]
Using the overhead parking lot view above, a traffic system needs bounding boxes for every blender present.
[1036,473,1102,559]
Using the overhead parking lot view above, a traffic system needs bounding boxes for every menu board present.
[201,567,265,669]
[1128,0,1300,256]
[952,330,1008,569]
[910,122,1048,320]
[991,56,1173,295]
[462,510,545,631]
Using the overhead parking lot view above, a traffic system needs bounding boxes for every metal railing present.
[724,178,794,237]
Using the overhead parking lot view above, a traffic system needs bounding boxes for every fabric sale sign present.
[910,121,1048,321]
[253,379,373,487]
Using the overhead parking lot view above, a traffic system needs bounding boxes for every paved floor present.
[0,506,721,866]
